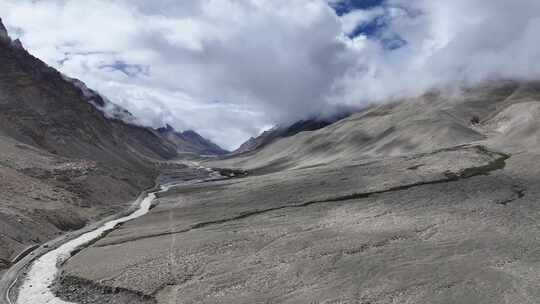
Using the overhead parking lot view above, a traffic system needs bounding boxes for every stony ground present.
[58,142,540,304]
[56,82,540,304]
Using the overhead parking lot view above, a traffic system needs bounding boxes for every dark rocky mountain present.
[157,125,228,156]
[0,20,179,164]
[0,18,223,269]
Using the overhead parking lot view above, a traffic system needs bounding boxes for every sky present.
[2,0,540,150]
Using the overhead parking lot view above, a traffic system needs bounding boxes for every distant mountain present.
[157,125,228,156]
[233,112,351,155]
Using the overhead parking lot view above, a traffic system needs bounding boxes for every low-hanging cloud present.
[335,0,540,105]
[1,0,540,149]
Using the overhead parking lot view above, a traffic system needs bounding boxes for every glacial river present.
[15,189,163,304]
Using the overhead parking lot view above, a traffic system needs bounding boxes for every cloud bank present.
[1,0,540,149]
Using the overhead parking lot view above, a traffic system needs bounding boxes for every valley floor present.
[54,141,540,304]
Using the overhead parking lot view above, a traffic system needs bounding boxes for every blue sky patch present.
[331,0,408,50]
[347,14,386,38]
[380,34,407,50]
[330,0,385,16]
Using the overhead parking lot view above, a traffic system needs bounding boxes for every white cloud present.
[333,0,540,105]
[0,0,353,149]
[2,0,540,150]
[339,7,384,35]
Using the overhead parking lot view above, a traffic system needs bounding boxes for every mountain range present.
[4,14,540,304]
[0,18,226,270]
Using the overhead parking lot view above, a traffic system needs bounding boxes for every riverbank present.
[2,182,160,304]
[39,162,217,303]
